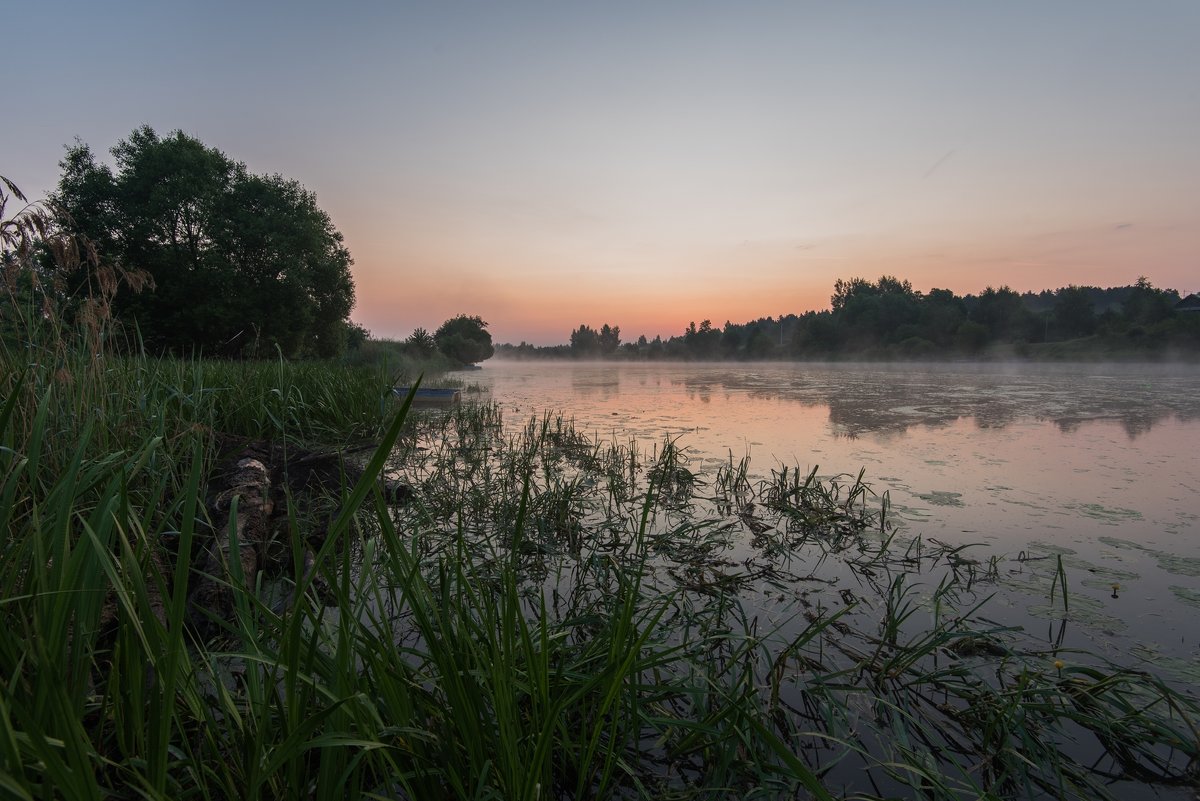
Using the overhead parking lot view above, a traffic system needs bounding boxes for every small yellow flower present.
[1053,659,1065,670]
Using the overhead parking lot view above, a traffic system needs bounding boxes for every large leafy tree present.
[405,327,437,357]
[1052,285,1097,338]
[829,275,922,346]
[1122,276,1178,327]
[54,126,354,357]
[434,314,494,365]
[969,286,1036,341]
[597,323,621,355]
[569,324,599,356]
[568,323,621,357]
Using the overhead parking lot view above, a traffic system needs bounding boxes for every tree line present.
[497,276,1200,361]
[9,127,1196,364]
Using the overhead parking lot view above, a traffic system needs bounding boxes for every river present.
[470,360,1200,675]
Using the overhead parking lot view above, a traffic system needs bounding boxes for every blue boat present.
[393,387,461,407]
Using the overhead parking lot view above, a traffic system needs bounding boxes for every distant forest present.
[497,277,1200,361]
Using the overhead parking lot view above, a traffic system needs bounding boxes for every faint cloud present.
[1114,222,1133,229]
[922,149,956,179]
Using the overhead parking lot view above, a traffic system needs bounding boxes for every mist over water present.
[476,360,1200,671]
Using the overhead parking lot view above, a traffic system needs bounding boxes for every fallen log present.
[187,452,274,633]
[183,439,411,637]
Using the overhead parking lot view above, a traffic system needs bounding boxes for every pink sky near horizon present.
[7,2,1198,346]
[345,205,1197,344]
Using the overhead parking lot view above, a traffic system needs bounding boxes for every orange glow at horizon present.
[347,213,1199,346]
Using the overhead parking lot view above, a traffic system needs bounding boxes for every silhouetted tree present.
[498,275,1196,362]
[954,320,989,353]
[830,275,920,348]
[406,327,436,356]
[598,323,621,354]
[920,288,967,346]
[1052,285,1097,338]
[970,286,1035,341]
[570,324,599,356]
[346,322,370,351]
[831,277,874,311]
[1122,277,1178,327]
[434,314,494,364]
[745,327,775,358]
[54,126,355,357]
[683,319,721,359]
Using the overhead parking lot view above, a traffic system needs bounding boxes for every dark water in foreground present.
[474,361,1200,677]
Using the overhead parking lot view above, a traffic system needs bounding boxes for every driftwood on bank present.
[183,440,411,637]
[186,452,274,633]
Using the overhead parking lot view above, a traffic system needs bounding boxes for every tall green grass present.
[1,319,1197,799]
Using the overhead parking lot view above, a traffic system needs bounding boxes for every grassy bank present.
[1,331,1198,799]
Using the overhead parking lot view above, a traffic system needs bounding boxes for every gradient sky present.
[7,1,1199,344]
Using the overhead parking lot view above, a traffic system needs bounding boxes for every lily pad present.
[1097,538,1200,577]
[1129,643,1200,684]
[1169,585,1200,610]
[1156,554,1200,578]
[1097,536,1148,552]
[1072,503,1142,524]
[1025,595,1126,632]
[917,490,964,507]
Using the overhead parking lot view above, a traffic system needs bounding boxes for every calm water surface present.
[473,360,1200,671]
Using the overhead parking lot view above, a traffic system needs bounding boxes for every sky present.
[6,1,1199,345]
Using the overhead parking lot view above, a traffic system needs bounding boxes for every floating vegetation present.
[1129,645,1200,685]
[1074,503,1144,524]
[1170,585,1200,610]
[918,489,965,507]
[1154,554,1200,578]
[1099,536,1200,578]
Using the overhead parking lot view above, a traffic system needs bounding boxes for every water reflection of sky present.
[478,363,1200,541]
[667,363,1200,440]
[477,361,1200,670]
